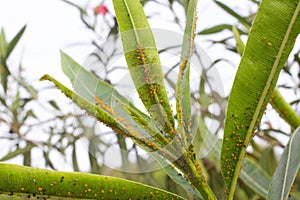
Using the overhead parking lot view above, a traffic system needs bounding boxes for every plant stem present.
[177,151,217,200]
[270,88,300,130]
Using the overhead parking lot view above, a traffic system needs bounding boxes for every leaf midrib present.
[123,0,140,44]
[229,1,300,197]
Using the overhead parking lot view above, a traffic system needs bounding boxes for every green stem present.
[270,88,300,130]
[176,151,217,200]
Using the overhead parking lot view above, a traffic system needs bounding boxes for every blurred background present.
[1,0,299,199]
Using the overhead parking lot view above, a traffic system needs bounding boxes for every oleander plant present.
[1,0,300,199]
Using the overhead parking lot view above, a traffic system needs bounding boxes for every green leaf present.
[0,145,35,162]
[19,79,38,99]
[0,163,185,199]
[112,0,175,137]
[232,25,245,56]
[54,53,203,198]
[22,110,38,122]
[0,29,9,93]
[192,115,221,161]
[48,100,60,111]
[176,0,197,147]
[151,153,203,199]
[116,99,170,146]
[198,24,233,35]
[0,28,8,59]
[213,1,251,28]
[240,158,271,198]
[175,1,217,199]
[0,26,26,93]
[0,62,9,93]
[6,25,26,59]
[221,0,300,198]
[232,17,300,132]
[198,24,247,35]
[267,127,300,200]
[60,52,168,148]
[40,74,160,153]
[259,147,278,176]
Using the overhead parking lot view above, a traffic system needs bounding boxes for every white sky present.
[0,0,94,87]
[0,0,252,85]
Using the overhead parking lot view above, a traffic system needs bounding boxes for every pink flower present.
[94,4,108,16]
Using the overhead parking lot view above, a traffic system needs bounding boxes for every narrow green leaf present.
[49,100,60,111]
[267,127,300,200]
[19,79,38,99]
[60,52,166,141]
[22,110,38,122]
[198,24,247,35]
[116,99,170,146]
[112,0,175,137]
[60,52,172,152]
[0,28,8,58]
[175,2,217,199]
[199,24,233,35]
[193,116,221,160]
[0,29,9,93]
[232,26,245,55]
[43,151,55,170]
[6,25,26,59]
[41,74,186,195]
[0,26,26,93]
[40,74,153,150]
[54,54,202,198]
[213,1,251,28]
[240,158,271,198]
[0,63,9,93]
[0,145,35,162]
[0,163,185,199]
[176,0,197,147]
[221,0,300,198]
[152,153,203,199]
[259,147,278,176]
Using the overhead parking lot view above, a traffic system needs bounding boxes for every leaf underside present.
[267,127,300,200]
[221,0,300,198]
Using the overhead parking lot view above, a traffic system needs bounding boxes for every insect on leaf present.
[0,163,185,199]
[112,0,175,138]
[221,0,300,199]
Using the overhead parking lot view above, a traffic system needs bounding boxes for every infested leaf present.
[112,0,175,137]
[221,1,300,198]
[0,163,185,199]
